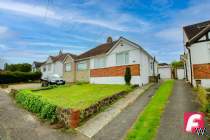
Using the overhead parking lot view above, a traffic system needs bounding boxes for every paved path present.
[93,84,160,140]
[1,83,42,93]
[0,90,89,140]
[155,80,208,140]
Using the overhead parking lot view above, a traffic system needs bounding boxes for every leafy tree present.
[124,67,131,85]
[5,63,32,72]
[171,61,184,69]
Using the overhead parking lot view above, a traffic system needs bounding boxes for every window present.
[150,62,153,70]
[94,57,106,68]
[116,51,129,65]
[208,32,210,39]
[208,45,210,61]
[47,64,52,71]
[77,62,87,70]
[65,63,71,72]
[43,66,46,72]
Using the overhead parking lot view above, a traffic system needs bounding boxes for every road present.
[0,90,89,140]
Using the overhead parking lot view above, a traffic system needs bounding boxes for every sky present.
[0,0,210,68]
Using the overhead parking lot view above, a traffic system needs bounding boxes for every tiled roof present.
[77,40,118,59]
[183,20,210,40]
[33,61,45,68]
[51,53,77,62]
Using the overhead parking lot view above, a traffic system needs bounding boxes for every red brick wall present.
[90,64,140,77]
[193,64,210,79]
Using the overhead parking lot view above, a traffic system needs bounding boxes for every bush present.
[0,71,41,84]
[197,87,208,112]
[15,90,57,123]
[124,67,131,85]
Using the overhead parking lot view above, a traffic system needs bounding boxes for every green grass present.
[126,80,174,140]
[30,84,132,110]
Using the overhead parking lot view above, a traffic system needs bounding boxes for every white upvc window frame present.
[116,51,129,66]
[47,64,52,71]
[94,56,106,68]
[208,32,210,39]
[65,63,72,72]
[208,43,210,61]
[77,61,88,71]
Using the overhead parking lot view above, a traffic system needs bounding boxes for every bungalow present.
[183,20,210,87]
[40,51,78,82]
[32,61,44,72]
[39,37,158,86]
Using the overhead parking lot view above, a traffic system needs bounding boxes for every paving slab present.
[1,83,42,93]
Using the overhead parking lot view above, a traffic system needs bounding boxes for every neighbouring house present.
[183,20,210,87]
[158,63,172,79]
[32,61,44,72]
[77,36,158,85]
[40,51,78,82]
[39,37,158,86]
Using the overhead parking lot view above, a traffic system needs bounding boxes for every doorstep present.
[76,83,154,138]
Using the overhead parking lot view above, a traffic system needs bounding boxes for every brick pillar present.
[70,109,80,128]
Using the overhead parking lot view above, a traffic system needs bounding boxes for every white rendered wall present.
[190,41,210,64]
[159,67,171,79]
[90,76,141,85]
[90,42,141,69]
[53,61,63,77]
[177,68,185,80]
[89,40,153,85]
[184,41,210,87]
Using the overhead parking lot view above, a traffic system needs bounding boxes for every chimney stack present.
[59,50,63,55]
[107,36,113,43]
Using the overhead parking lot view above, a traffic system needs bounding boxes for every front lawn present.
[30,84,132,110]
[126,80,174,140]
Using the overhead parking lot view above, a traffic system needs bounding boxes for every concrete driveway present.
[1,83,42,93]
[155,80,208,140]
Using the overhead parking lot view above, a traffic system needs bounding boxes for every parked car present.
[41,74,65,87]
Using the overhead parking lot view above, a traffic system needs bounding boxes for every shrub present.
[15,90,57,123]
[197,87,208,112]
[0,71,41,84]
[124,67,131,85]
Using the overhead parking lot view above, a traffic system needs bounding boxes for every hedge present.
[15,89,57,123]
[0,71,41,84]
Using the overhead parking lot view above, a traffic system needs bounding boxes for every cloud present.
[0,0,62,20]
[0,44,7,49]
[28,42,86,50]
[0,1,150,32]
[155,27,182,42]
[0,26,8,34]
[0,25,15,39]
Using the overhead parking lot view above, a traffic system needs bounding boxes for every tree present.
[124,67,131,85]
[5,63,32,72]
[171,61,184,69]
